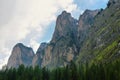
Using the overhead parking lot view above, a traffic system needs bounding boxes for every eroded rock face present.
[39,10,98,68]
[51,11,78,43]
[32,43,47,67]
[78,9,99,30]
[7,43,34,68]
[36,11,78,68]
[77,9,99,51]
[7,10,98,68]
[7,10,99,69]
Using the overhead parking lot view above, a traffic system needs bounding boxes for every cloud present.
[0,0,78,69]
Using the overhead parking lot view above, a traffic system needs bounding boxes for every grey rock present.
[7,43,34,68]
[39,10,98,68]
[32,42,47,67]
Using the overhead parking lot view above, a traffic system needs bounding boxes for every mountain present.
[37,10,98,68]
[77,9,99,51]
[76,0,120,64]
[40,11,78,68]
[32,42,47,67]
[7,0,120,69]
[7,10,98,68]
[7,43,34,68]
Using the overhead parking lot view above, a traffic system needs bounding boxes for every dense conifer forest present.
[0,60,120,80]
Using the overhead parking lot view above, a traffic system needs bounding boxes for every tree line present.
[0,60,120,80]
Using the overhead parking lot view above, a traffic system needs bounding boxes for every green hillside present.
[77,0,120,64]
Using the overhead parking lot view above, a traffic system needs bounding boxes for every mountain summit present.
[7,43,34,68]
[51,11,78,43]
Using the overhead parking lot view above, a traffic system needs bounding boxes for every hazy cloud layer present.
[0,0,108,69]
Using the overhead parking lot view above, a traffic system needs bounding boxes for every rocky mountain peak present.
[61,11,71,17]
[57,11,77,26]
[32,42,47,67]
[36,42,47,54]
[7,43,34,68]
[84,9,99,17]
[78,9,99,30]
[15,43,33,51]
[15,43,24,46]
[51,10,78,43]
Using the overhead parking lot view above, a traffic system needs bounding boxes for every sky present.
[0,0,108,69]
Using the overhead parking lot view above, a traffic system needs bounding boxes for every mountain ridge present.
[7,0,120,69]
[7,9,99,68]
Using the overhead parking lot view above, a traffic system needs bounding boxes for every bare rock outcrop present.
[7,43,34,68]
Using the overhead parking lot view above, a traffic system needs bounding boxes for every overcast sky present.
[0,0,108,69]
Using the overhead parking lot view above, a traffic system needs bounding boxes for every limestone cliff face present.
[39,11,78,68]
[39,10,98,68]
[78,9,99,30]
[51,11,78,43]
[77,9,99,50]
[7,43,34,68]
[32,43,47,67]
[7,10,99,69]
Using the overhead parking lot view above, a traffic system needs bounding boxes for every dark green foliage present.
[97,8,104,15]
[0,60,120,80]
[107,2,111,8]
